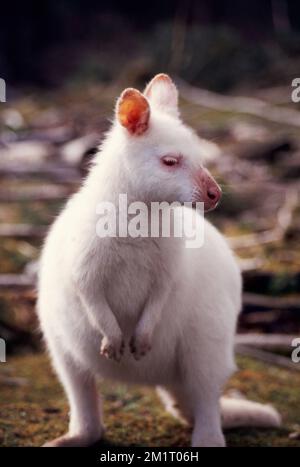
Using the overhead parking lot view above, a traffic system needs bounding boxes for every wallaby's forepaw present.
[130,332,152,360]
[100,335,125,362]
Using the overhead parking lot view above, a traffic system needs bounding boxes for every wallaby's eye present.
[161,155,180,167]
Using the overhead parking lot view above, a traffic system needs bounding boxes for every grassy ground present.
[0,353,300,447]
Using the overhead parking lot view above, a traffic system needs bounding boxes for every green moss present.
[0,353,300,447]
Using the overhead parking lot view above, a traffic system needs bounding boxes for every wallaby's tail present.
[220,397,281,429]
[157,387,281,429]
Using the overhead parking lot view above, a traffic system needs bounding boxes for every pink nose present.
[204,180,221,211]
[194,168,222,211]
[207,184,221,202]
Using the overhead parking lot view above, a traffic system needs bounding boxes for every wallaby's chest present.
[102,241,160,331]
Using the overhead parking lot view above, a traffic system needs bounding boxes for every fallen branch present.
[235,344,300,372]
[178,78,300,128]
[0,375,28,387]
[0,224,47,239]
[238,257,265,272]
[0,274,35,290]
[0,185,74,202]
[229,188,298,249]
[0,164,80,184]
[235,333,296,351]
[239,310,281,328]
[243,292,300,311]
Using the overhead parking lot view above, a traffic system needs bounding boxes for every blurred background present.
[1,0,300,447]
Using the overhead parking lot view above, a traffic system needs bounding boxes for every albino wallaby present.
[38,74,280,447]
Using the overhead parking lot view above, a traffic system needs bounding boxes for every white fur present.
[38,76,280,447]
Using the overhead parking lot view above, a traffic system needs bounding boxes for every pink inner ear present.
[117,89,150,135]
[144,74,178,113]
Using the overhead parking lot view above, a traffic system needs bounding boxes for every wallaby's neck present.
[88,135,146,207]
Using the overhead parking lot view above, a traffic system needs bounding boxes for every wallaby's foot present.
[129,332,152,360]
[192,433,226,448]
[43,432,102,447]
[100,335,125,362]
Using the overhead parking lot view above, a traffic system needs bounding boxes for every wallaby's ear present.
[116,88,150,135]
[144,73,178,117]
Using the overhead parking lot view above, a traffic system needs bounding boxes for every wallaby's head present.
[113,73,221,211]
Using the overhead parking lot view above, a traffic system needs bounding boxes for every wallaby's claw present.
[100,336,125,362]
[129,333,152,360]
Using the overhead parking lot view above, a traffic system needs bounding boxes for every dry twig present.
[229,188,298,249]
[178,79,300,128]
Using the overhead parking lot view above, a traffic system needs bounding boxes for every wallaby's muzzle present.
[193,167,222,211]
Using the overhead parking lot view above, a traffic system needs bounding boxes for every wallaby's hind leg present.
[157,381,224,447]
[189,387,225,447]
[43,341,104,447]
